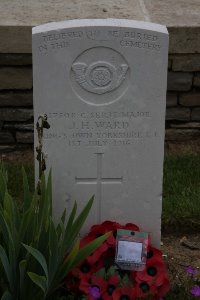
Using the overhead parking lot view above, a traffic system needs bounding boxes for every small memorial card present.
[115,229,149,271]
[117,240,143,262]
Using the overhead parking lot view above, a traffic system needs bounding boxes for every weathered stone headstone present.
[33,19,168,247]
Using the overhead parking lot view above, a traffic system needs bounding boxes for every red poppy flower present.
[134,281,157,298]
[112,285,135,300]
[81,221,117,265]
[85,235,117,265]
[89,221,131,247]
[99,247,115,269]
[90,221,120,247]
[156,277,170,297]
[71,258,98,280]
[147,246,163,261]
[81,221,140,265]
[122,223,140,232]
[80,232,97,248]
[65,275,80,294]
[87,242,109,264]
[86,232,116,263]
[90,221,121,235]
[129,270,137,283]
[79,275,107,299]
[68,221,168,300]
[101,274,120,300]
[136,257,167,286]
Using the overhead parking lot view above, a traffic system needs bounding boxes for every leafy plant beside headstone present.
[0,115,109,300]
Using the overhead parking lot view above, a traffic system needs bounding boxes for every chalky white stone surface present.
[33,19,168,247]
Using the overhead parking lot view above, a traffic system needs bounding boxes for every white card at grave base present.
[117,240,143,262]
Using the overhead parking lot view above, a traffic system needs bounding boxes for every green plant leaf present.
[19,206,34,244]
[0,161,8,182]
[37,174,51,240]
[19,259,27,299]
[48,240,81,295]
[63,196,94,255]
[58,232,110,283]
[121,273,131,287]
[61,208,67,224]
[26,194,39,245]
[0,166,7,204]
[71,232,110,269]
[1,194,17,283]
[27,272,47,294]
[3,192,19,250]
[3,192,18,230]
[65,239,80,265]
[46,170,52,217]
[22,167,31,212]
[0,210,15,257]
[23,244,49,283]
[44,171,53,233]
[106,265,118,278]
[1,290,13,300]
[37,174,47,234]
[95,267,106,278]
[0,245,13,293]
[56,219,65,243]
[48,219,59,284]
[65,201,77,234]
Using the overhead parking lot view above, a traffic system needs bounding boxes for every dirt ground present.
[1,148,34,164]
[162,235,200,290]
[162,235,200,268]
[165,140,200,155]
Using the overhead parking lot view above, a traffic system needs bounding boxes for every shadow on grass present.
[162,154,200,234]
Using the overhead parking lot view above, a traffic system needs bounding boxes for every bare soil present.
[1,149,34,164]
[165,140,200,155]
[162,235,200,268]
[162,235,200,289]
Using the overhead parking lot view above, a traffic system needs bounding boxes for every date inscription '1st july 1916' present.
[43,111,158,147]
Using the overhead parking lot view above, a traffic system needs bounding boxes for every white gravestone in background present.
[33,19,168,247]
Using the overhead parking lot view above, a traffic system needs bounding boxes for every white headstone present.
[33,19,168,247]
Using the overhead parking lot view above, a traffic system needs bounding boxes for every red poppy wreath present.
[65,221,170,299]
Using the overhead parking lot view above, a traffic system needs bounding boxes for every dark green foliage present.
[0,164,109,300]
[163,154,200,228]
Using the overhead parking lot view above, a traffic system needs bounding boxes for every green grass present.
[162,154,200,231]
[5,162,35,199]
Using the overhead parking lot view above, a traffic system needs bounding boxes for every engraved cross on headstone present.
[75,153,123,222]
